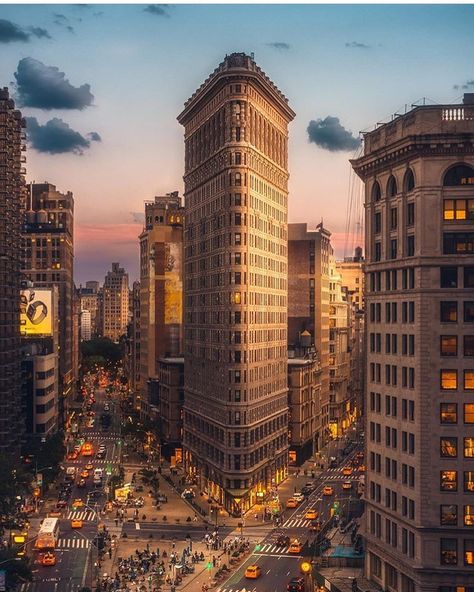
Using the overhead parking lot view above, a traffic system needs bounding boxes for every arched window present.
[443,164,474,186]
[387,175,397,198]
[404,168,415,192]
[371,181,381,202]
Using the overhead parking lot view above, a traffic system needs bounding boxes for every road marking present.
[135,522,141,530]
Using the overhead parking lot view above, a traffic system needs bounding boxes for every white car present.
[293,492,305,502]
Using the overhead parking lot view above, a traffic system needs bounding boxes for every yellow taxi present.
[342,466,353,476]
[323,486,334,496]
[288,540,303,554]
[358,464,366,472]
[80,469,89,479]
[342,481,353,490]
[245,565,261,579]
[41,552,56,566]
[85,463,93,471]
[305,508,318,520]
[71,519,83,529]
[286,498,299,509]
[72,498,84,509]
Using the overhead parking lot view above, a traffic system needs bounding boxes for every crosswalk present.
[282,517,312,528]
[67,458,116,466]
[66,510,97,521]
[255,542,302,555]
[325,467,362,480]
[217,588,257,592]
[57,537,90,549]
[84,432,119,438]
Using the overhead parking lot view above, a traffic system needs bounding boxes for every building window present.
[374,212,381,234]
[441,471,457,491]
[465,438,474,458]
[444,199,474,220]
[407,202,415,226]
[440,403,457,424]
[465,540,474,565]
[444,233,474,254]
[390,239,397,259]
[465,302,474,323]
[465,506,474,526]
[465,471,474,492]
[404,168,415,192]
[387,175,397,198]
[390,207,398,230]
[441,266,458,288]
[464,336,474,357]
[440,538,458,565]
[441,302,458,323]
[440,437,458,458]
[374,242,381,262]
[234,233,241,245]
[407,235,415,256]
[465,371,474,390]
[441,370,457,390]
[465,404,474,423]
[371,181,381,202]
[443,163,474,186]
[440,504,458,526]
[441,336,458,356]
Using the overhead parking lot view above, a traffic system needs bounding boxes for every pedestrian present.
[115,518,118,527]
[108,547,112,559]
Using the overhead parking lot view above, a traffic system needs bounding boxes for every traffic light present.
[207,561,212,570]
[255,543,261,551]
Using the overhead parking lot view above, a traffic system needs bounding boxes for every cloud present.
[93,11,104,17]
[14,57,94,110]
[53,13,68,22]
[26,116,100,155]
[307,116,361,152]
[453,80,474,90]
[0,19,51,43]
[345,41,371,49]
[130,212,145,224]
[144,4,170,17]
[87,131,102,142]
[66,25,75,33]
[266,42,291,51]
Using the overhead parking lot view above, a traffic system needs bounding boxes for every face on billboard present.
[20,289,53,337]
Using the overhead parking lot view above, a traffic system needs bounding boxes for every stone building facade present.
[178,53,295,513]
[352,95,474,591]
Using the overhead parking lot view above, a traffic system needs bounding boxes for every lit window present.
[440,403,457,424]
[440,437,458,458]
[464,404,474,423]
[441,336,458,356]
[465,438,474,458]
[234,292,241,304]
[465,471,474,492]
[465,540,474,565]
[441,370,457,390]
[465,371,474,390]
[440,470,457,491]
[440,538,458,565]
[440,302,458,323]
[440,504,458,526]
[465,506,474,526]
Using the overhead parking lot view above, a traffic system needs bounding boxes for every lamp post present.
[34,464,54,513]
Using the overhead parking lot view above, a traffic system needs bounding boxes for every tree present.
[0,456,32,516]
[22,432,66,487]
[81,338,122,368]
[0,550,32,590]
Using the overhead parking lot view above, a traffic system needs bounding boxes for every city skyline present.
[1,3,473,283]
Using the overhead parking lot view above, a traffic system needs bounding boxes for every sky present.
[1,2,473,284]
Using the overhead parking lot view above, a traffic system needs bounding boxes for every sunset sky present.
[1,2,473,284]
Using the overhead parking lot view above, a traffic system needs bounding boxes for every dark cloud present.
[266,42,291,51]
[345,41,371,49]
[144,4,170,17]
[130,212,145,224]
[14,57,94,110]
[28,26,51,39]
[0,19,51,43]
[66,25,75,33]
[53,13,68,21]
[87,131,101,142]
[307,116,361,152]
[26,116,100,155]
[453,80,474,90]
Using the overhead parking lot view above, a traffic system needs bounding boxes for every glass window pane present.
[465,404,474,423]
[465,371,474,390]
[441,471,458,491]
[465,471,474,492]
[441,336,458,356]
[441,370,457,390]
[465,506,474,526]
[441,403,457,424]
[440,437,458,457]
[440,504,458,526]
[465,438,474,458]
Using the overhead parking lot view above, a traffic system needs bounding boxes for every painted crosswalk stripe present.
[58,537,90,549]
[67,510,95,521]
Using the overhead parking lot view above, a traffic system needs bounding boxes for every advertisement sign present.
[114,486,130,502]
[164,242,182,325]
[20,289,53,337]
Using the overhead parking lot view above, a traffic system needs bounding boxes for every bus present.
[35,517,60,550]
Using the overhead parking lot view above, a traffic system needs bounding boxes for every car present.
[71,519,83,529]
[305,509,318,520]
[342,466,353,476]
[309,520,322,532]
[287,577,305,592]
[288,540,303,554]
[293,492,305,502]
[342,481,352,490]
[96,451,105,459]
[80,470,89,479]
[67,451,78,460]
[323,486,334,496]
[358,464,366,472]
[72,498,84,509]
[48,510,62,517]
[276,535,290,547]
[305,481,315,491]
[85,463,93,471]
[41,552,56,566]
[329,459,338,468]
[181,489,195,500]
[244,565,261,579]
[286,498,299,509]
[356,451,364,459]
[77,478,87,488]
[56,499,68,508]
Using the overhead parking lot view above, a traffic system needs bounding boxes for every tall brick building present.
[178,53,295,513]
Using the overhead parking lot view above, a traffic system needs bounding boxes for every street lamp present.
[300,560,313,592]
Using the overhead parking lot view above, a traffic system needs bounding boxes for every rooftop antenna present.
[250,52,255,60]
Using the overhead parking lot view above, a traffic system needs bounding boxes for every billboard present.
[20,289,53,337]
[164,242,182,325]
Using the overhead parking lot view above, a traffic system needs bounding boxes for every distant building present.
[0,88,26,455]
[138,193,184,420]
[178,53,295,513]
[102,262,129,342]
[157,356,184,461]
[351,94,474,590]
[23,182,75,425]
[79,284,100,338]
[129,280,141,411]
[80,309,92,341]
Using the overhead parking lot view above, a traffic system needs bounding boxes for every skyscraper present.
[0,88,26,455]
[352,94,474,590]
[23,182,75,424]
[178,53,295,513]
[102,262,129,342]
